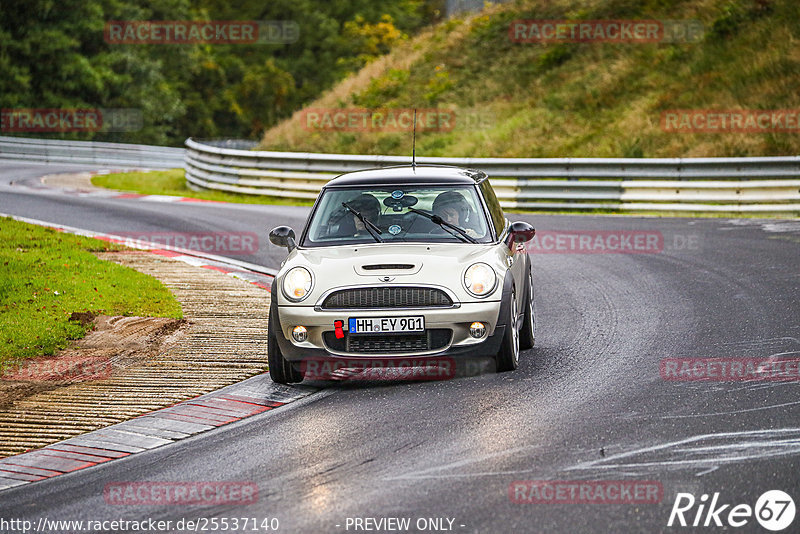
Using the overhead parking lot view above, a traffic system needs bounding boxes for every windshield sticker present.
[388,225,402,235]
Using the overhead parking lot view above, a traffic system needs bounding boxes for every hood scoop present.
[355,262,421,276]
[362,263,415,270]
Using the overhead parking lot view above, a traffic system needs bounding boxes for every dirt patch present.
[0,315,187,410]
[41,172,104,192]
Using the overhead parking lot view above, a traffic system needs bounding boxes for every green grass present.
[506,208,799,219]
[92,169,313,206]
[0,218,183,371]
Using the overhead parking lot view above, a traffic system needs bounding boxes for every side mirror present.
[509,221,535,244]
[269,226,296,252]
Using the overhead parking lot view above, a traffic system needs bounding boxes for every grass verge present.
[92,169,314,206]
[506,208,799,219]
[0,217,183,370]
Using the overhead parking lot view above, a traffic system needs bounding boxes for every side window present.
[480,180,505,237]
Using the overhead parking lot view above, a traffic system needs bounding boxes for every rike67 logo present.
[668,490,795,531]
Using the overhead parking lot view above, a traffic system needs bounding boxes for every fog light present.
[292,326,308,342]
[469,322,486,338]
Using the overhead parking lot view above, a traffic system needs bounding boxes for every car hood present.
[277,243,506,305]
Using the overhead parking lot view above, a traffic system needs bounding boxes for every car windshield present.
[302,185,493,246]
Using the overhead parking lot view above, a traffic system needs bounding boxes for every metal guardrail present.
[185,138,800,213]
[1,136,796,212]
[0,136,184,169]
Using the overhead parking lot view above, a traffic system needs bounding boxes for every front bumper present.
[274,301,505,362]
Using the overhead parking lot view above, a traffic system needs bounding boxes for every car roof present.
[325,165,487,187]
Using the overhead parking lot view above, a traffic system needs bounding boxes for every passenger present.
[432,191,479,238]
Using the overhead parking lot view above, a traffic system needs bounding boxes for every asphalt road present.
[1,162,799,533]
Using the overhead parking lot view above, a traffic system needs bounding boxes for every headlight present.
[282,267,313,302]
[463,262,496,298]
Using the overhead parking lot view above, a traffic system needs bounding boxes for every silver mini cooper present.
[267,165,535,383]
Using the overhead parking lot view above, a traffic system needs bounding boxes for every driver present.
[432,191,479,237]
[346,193,381,236]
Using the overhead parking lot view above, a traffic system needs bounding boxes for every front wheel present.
[268,301,303,384]
[495,288,520,372]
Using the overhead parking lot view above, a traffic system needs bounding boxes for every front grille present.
[324,329,451,354]
[349,334,429,353]
[321,287,453,309]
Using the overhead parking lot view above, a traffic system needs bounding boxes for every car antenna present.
[411,108,417,170]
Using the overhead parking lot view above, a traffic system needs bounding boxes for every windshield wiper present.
[342,202,383,243]
[408,208,477,244]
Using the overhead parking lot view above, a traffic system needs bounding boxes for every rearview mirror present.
[269,226,296,252]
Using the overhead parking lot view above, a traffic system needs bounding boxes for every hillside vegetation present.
[259,0,800,157]
[1,0,440,145]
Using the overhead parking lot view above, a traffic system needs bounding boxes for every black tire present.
[268,301,303,384]
[519,266,535,350]
[495,288,520,372]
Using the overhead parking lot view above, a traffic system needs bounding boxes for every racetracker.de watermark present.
[103,481,258,506]
[510,480,663,504]
[524,230,701,254]
[509,20,703,43]
[104,20,299,44]
[1,108,142,133]
[298,108,493,132]
[1,517,279,533]
[661,358,800,381]
[1,355,111,382]
[662,109,800,133]
[301,357,457,381]
[526,230,661,254]
[116,232,258,255]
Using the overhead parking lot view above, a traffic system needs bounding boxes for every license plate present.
[348,316,424,334]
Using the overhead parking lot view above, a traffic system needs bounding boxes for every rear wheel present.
[495,288,519,372]
[268,301,303,384]
[519,267,535,350]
